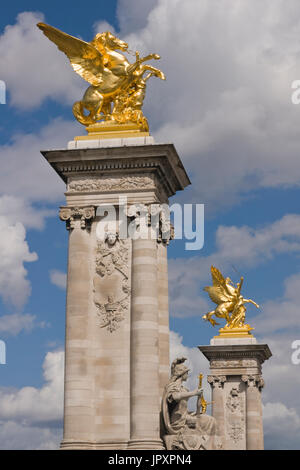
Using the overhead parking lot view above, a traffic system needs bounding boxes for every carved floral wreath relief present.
[93,234,131,332]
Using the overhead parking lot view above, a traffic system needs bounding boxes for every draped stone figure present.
[161,357,217,450]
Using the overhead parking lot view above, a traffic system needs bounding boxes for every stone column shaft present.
[243,375,264,450]
[62,219,93,446]
[129,237,163,449]
[208,375,226,448]
[157,243,170,397]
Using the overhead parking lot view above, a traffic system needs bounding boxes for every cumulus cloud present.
[0,313,44,336]
[253,272,300,333]
[0,118,80,203]
[116,0,159,35]
[49,270,67,290]
[169,213,300,317]
[263,402,300,450]
[0,12,84,109]
[119,0,300,211]
[0,216,37,309]
[0,349,64,449]
[0,349,64,424]
[0,420,62,450]
[0,195,54,230]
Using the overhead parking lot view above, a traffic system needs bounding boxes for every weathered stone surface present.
[41,138,190,450]
[199,340,272,450]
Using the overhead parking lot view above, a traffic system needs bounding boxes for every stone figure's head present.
[171,357,190,381]
[105,231,118,247]
[186,416,196,429]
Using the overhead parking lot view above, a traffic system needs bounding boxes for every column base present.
[127,439,165,450]
[60,439,129,450]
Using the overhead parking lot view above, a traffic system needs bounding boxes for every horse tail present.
[72,101,95,126]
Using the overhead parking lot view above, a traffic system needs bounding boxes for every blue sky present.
[0,0,300,450]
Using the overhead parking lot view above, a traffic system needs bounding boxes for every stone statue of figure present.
[162,357,217,450]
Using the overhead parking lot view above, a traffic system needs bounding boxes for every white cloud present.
[0,216,37,309]
[253,272,300,333]
[255,331,300,449]
[0,420,62,450]
[0,349,64,424]
[116,0,159,35]
[0,12,84,109]
[0,118,80,203]
[0,196,54,230]
[169,213,300,317]
[0,313,44,336]
[50,270,66,290]
[0,348,64,449]
[118,0,300,211]
[263,402,300,450]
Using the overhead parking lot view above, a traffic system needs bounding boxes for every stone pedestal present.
[199,337,272,450]
[41,137,190,449]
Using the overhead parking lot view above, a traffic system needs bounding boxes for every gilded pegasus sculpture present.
[37,23,165,132]
[202,266,259,334]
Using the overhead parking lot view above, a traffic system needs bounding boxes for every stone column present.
[242,374,265,450]
[207,375,226,449]
[41,140,190,449]
[59,206,95,448]
[128,236,163,449]
[199,339,271,450]
[157,242,170,397]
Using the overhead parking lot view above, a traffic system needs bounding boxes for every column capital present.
[207,375,227,388]
[59,206,96,230]
[127,203,174,245]
[241,374,264,390]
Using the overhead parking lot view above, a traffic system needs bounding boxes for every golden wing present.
[211,265,226,287]
[203,266,233,305]
[203,285,231,305]
[37,23,104,86]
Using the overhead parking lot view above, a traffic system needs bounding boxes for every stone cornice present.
[41,144,191,199]
[198,344,272,365]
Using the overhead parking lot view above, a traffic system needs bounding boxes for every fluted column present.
[207,375,226,448]
[129,234,163,449]
[242,375,264,450]
[59,206,95,448]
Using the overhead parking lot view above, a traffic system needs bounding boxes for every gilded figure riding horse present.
[37,23,165,130]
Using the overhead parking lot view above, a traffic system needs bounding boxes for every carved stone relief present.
[210,359,258,369]
[93,232,131,332]
[67,174,155,192]
[225,385,245,447]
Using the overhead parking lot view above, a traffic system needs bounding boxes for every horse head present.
[92,31,128,53]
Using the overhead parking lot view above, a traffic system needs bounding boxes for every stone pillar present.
[199,338,271,450]
[41,138,190,449]
[242,374,265,450]
[59,206,95,447]
[207,375,226,449]
[128,236,163,449]
[157,242,170,397]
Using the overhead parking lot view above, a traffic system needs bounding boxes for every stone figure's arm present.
[172,389,203,401]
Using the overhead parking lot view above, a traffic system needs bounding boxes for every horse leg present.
[82,86,104,121]
[203,311,219,327]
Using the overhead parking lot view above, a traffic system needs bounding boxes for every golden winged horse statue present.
[37,23,165,131]
[202,266,259,333]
